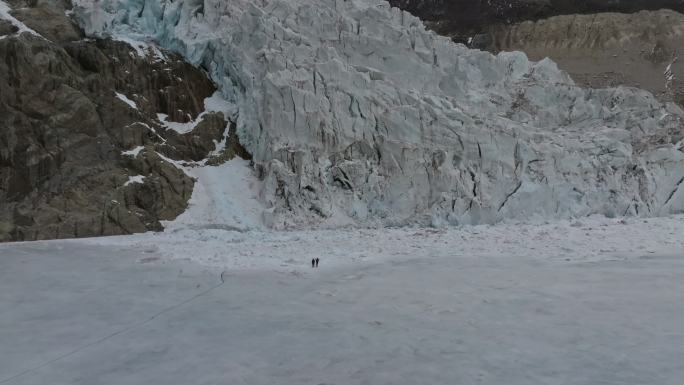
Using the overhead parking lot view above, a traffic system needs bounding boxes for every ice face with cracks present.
[73,0,684,229]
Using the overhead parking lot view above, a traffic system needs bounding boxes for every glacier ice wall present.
[73,0,684,228]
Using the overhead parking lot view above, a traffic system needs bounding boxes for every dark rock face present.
[0,1,247,241]
[0,20,18,36]
[9,0,82,42]
[389,0,684,44]
[158,114,228,162]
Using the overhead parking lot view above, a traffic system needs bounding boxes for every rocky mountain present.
[490,10,684,107]
[72,0,684,230]
[0,0,247,241]
[2,0,684,241]
[390,1,684,108]
[388,0,684,44]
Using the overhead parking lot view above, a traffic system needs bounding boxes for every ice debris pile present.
[72,0,684,228]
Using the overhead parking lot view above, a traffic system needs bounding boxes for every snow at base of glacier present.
[3,216,684,384]
[73,0,684,228]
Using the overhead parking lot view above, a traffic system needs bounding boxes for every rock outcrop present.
[73,0,684,229]
[388,0,684,44]
[0,0,243,241]
[389,1,684,108]
[489,10,684,107]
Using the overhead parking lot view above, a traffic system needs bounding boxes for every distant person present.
[312,258,315,268]
[315,258,320,268]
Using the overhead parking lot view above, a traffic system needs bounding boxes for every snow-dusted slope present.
[73,0,684,228]
[0,0,41,38]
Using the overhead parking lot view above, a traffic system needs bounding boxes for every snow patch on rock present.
[124,175,145,186]
[0,0,42,39]
[121,146,144,157]
[115,92,138,109]
[156,113,200,134]
[157,91,236,134]
[114,35,167,61]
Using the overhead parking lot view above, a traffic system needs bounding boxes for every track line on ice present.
[0,271,228,385]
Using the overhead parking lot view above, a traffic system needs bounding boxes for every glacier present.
[72,0,684,228]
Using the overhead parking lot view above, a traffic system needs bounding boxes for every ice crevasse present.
[72,0,684,228]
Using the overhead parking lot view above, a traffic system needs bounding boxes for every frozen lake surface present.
[2,216,684,385]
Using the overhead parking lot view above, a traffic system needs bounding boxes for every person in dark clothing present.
[315,258,320,267]
[312,258,315,268]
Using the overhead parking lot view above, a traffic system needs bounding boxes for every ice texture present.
[4,215,684,384]
[73,0,684,228]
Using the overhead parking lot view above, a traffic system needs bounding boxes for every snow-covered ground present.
[1,217,684,384]
[161,158,266,232]
[83,214,684,271]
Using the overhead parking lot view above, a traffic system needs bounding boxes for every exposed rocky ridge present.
[489,10,684,107]
[388,0,684,44]
[74,0,684,229]
[8,0,82,42]
[0,0,245,241]
[0,19,17,36]
[390,1,684,108]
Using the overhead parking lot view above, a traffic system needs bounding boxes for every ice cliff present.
[72,0,684,228]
